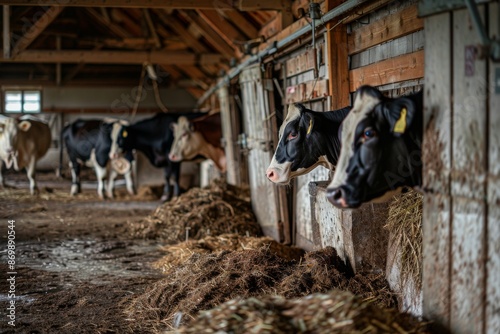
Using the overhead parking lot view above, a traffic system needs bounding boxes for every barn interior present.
[0,0,499,333]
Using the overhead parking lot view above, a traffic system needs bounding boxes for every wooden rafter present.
[110,8,142,36]
[1,50,225,65]
[85,7,131,38]
[155,9,207,53]
[0,0,288,10]
[196,10,244,55]
[224,9,258,39]
[11,6,64,56]
[179,10,235,59]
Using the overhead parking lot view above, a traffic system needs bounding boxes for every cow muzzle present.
[326,186,361,209]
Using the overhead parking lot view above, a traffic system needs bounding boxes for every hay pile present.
[127,180,261,242]
[385,189,423,290]
[154,233,305,272]
[176,290,429,334]
[124,246,398,332]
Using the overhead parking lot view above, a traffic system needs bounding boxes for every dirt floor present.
[0,170,430,334]
[0,170,168,334]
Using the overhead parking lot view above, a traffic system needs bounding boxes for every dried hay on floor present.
[127,180,261,242]
[385,189,423,291]
[124,247,398,332]
[175,290,430,334]
[154,233,305,272]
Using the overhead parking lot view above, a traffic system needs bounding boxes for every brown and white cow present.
[168,113,226,172]
[0,115,52,195]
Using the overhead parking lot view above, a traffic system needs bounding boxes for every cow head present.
[326,85,423,208]
[0,117,31,169]
[266,103,348,184]
[168,116,203,162]
[109,120,130,160]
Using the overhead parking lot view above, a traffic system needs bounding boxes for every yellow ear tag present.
[122,130,128,138]
[306,118,313,135]
[393,107,407,134]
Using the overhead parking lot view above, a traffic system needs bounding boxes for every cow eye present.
[363,128,376,139]
[182,132,188,138]
[287,132,297,141]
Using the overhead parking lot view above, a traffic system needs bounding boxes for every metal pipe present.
[197,0,369,106]
[3,5,9,59]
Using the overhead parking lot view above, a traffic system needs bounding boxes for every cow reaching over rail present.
[61,118,135,199]
[266,103,350,184]
[0,115,51,195]
[327,85,423,208]
[168,112,226,172]
[109,112,207,202]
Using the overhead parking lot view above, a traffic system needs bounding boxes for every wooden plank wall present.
[239,65,283,242]
[422,3,500,333]
[348,0,424,93]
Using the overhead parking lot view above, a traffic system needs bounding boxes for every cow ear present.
[302,112,315,137]
[170,122,177,131]
[18,120,31,132]
[380,99,416,137]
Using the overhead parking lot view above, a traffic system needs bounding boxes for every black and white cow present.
[61,118,134,199]
[327,85,423,208]
[109,112,206,201]
[266,103,350,184]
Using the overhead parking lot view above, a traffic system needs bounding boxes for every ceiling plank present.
[179,10,235,59]
[110,8,142,36]
[85,8,131,38]
[0,0,287,10]
[1,50,226,65]
[11,6,64,56]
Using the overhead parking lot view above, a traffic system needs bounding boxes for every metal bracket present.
[464,0,500,62]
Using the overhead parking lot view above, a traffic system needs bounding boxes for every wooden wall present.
[422,2,500,333]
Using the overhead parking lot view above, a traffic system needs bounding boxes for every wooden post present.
[422,11,452,329]
[325,0,350,110]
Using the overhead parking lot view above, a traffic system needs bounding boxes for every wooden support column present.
[326,0,350,110]
[3,5,9,59]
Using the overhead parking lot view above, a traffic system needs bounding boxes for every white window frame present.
[2,86,42,114]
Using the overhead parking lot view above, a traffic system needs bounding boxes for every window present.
[3,89,42,113]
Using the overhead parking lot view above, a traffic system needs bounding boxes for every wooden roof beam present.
[224,9,258,39]
[0,0,288,10]
[11,6,63,57]
[154,9,207,53]
[1,50,226,65]
[179,10,235,59]
[196,10,245,56]
[85,8,131,38]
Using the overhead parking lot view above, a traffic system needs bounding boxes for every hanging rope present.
[152,75,169,113]
[130,63,147,122]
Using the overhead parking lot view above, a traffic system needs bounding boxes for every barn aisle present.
[0,172,167,333]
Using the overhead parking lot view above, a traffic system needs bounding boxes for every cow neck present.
[202,143,226,172]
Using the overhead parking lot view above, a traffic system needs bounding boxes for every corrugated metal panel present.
[239,64,282,241]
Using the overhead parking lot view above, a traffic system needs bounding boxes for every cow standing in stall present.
[61,118,135,199]
[109,112,207,202]
[0,115,52,195]
[168,112,226,172]
[327,85,423,208]
[266,103,351,184]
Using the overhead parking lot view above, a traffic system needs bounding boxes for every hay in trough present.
[176,291,428,334]
[124,246,398,332]
[127,180,262,242]
[154,233,305,272]
[175,290,429,334]
[385,189,423,291]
